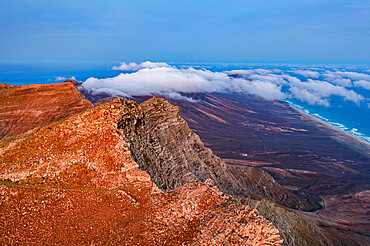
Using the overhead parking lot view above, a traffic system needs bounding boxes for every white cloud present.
[240,80,286,100]
[280,74,301,84]
[91,88,131,98]
[329,78,352,87]
[55,76,66,81]
[83,62,368,106]
[162,92,198,102]
[248,74,287,85]
[224,69,255,75]
[291,70,320,78]
[354,80,370,90]
[252,68,272,75]
[289,87,329,106]
[224,68,272,75]
[112,61,171,71]
[293,79,363,104]
[83,65,287,101]
[323,71,370,81]
[52,76,76,82]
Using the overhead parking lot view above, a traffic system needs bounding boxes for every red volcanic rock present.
[0,82,93,140]
[0,99,282,245]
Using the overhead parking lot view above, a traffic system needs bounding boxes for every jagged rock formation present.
[0,99,282,245]
[0,82,93,140]
[119,96,312,211]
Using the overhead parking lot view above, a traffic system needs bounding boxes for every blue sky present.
[0,0,369,63]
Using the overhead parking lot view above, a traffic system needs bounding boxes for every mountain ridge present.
[0,96,283,245]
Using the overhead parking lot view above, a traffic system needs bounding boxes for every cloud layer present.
[82,61,369,107]
[84,65,286,101]
[50,76,76,82]
[112,61,170,71]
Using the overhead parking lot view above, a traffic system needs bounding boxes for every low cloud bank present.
[51,76,76,82]
[291,70,320,78]
[84,65,286,101]
[354,80,370,90]
[55,76,66,81]
[82,61,369,106]
[112,61,170,71]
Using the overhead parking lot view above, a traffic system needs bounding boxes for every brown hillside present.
[0,82,93,140]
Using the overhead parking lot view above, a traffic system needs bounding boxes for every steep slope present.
[0,82,93,140]
[0,98,282,245]
[120,96,313,211]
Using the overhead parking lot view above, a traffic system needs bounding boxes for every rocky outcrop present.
[118,97,312,211]
[0,98,282,245]
[0,82,93,140]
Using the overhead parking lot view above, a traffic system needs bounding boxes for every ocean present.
[1,61,369,144]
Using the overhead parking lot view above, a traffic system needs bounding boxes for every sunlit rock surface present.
[0,82,93,140]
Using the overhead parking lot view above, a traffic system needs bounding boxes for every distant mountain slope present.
[0,82,93,140]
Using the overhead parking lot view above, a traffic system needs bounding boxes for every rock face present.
[0,98,282,245]
[0,82,93,140]
[119,97,312,211]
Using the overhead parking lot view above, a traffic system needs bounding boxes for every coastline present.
[285,100,370,147]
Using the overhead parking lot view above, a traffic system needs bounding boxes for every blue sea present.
[1,61,369,144]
